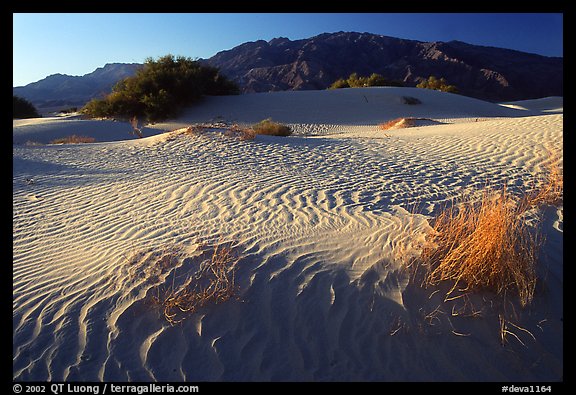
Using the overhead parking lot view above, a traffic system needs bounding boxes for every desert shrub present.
[365,73,403,87]
[82,55,239,122]
[346,72,362,88]
[329,72,404,89]
[416,76,458,93]
[329,78,350,89]
[208,73,243,96]
[13,96,41,119]
[50,135,96,144]
[81,97,113,119]
[226,119,292,141]
[251,118,292,137]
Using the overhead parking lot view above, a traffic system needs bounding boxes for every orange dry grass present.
[151,242,239,325]
[226,124,256,141]
[226,119,292,141]
[520,152,563,209]
[379,117,416,131]
[419,152,562,307]
[420,186,538,307]
[252,118,292,136]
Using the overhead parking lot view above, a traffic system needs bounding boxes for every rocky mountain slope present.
[13,63,141,111]
[13,32,562,112]
[206,32,562,101]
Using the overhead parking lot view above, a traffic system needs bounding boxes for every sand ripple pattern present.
[13,114,563,381]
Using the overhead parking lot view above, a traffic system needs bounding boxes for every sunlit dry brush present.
[164,125,210,142]
[225,119,292,141]
[519,149,563,210]
[150,242,240,325]
[224,124,256,141]
[419,186,538,307]
[417,153,562,308]
[378,117,416,131]
[251,118,292,137]
[183,125,209,137]
[498,313,537,347]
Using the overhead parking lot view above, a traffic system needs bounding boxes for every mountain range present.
[13,32,563,112]
[13,63,142,111]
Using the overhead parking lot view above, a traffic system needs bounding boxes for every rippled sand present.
[13,88,563,381]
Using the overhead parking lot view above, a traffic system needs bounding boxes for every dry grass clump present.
[163,125,209,142]
[419,186,538,307]
[49,135,96,144]
[379,117,416,131]
[183,125,208,136]
[224,119,292,141]
[417,153,562,308]
[520,153,563,209]
[150,242,240,325]
[223,124,256,141]
[251,118,292,137]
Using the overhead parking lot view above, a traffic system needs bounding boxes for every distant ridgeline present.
[13,63,142,113]
[13,32,562,112]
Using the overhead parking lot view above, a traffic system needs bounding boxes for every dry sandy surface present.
[13,87,562,381]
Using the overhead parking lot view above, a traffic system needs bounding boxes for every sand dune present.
[13,115,166,145]
[161,87,539,124]
[499,96,563,113]
[13,87,562,381]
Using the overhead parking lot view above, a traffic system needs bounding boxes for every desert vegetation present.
[82,55,239,122]
[413,153,562,308]
[13,96,40,119]
[416,76,458,93]
[49,135,97,144]
[12,82,563,380]
[419,186,539,307]
[225,119,293,140]
[251,118,292,136]
[143,242,240,325]
[329,72,404,89]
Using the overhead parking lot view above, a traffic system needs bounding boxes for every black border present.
[9,3,568,388]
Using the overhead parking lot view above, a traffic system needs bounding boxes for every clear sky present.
[13,13,563,87]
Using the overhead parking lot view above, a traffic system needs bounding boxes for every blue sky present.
[13,13,563,87]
